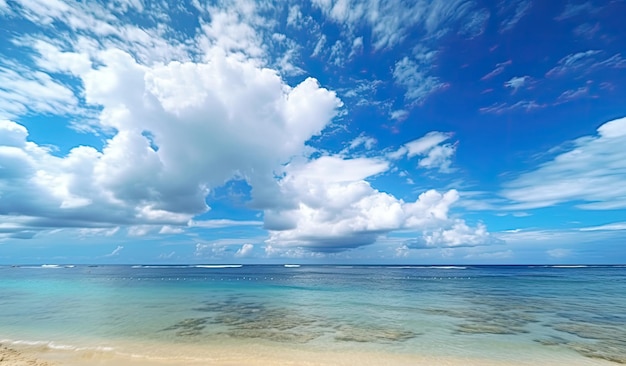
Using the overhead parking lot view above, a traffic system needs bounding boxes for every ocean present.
[1,264,625,365]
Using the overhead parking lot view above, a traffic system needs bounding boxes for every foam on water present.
[194,264,243,268]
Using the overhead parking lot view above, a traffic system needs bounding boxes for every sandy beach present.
[1,343,53,366]
[1,341,619,366]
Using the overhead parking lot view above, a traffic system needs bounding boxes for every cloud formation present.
[501,117,626,210]
[0,40,342,236]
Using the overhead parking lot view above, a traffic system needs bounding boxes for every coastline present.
[1,341,618,366]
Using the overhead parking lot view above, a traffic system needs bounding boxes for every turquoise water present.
[1,265,625,364]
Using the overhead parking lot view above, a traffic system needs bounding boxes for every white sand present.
[1,342,617,366]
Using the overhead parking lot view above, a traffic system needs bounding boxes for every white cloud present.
[349,36,363,58]
[481,60,512,81]
[235,243,254,257]
[264,153,495,253]
[543,50,625,78]
[158,251,176,259]
[79,227,120,237]
[461,8,489,37]
[188,220,263,229]
[194,238,257,258]
[392,132,457,173]
[555,86,590,104]
[389,109,409,121]
[547,248,571,258]
[286,5,302,27]
[498,0,531,32]
[504,76,529,93]
[311,34,327,57]
[417,144,457,172]
[425,0,479,35]
[329,40,345,66]
[479,100,545,114]
[311,0,484,105]
[196,4,266,60]
[464,249,513,260]
[406,221,501,248]
[106,245,124,257]
[405,131,452,157]
[555,1,596,21]
[0,37,342,235]
[501,117,626,209]
[393,56,446,105]
[579,222,626,232]
[0,0,500,257]
[312,0,483,49]
[159,226,185,234]
[0,65,79,119]
[346,133,377,151]
[128,225,153,237]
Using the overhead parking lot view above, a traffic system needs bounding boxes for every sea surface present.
[1,264,625,364]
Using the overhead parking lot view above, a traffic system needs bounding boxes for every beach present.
[1,265,625,365]
[1,341,620,366]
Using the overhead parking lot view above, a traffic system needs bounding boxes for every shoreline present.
[1,341,618,366]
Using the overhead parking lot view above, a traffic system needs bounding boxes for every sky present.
[0,0,625,265]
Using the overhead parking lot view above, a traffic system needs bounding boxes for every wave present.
[131,265,193,269]
[550,265,589,268]
[194,265,243,268]
[384,266,466,269]
[1,338,114,352]
[283,264,300,268]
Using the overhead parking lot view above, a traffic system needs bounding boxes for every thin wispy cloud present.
[481,60,512,81]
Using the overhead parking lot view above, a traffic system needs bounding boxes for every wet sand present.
[1,342,618,366]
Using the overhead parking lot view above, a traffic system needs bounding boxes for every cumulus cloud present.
[406,221,502,248]
[0,41,342,235]
[0,0,501,257]
[265,154,496,254]
[501,116,626,210]
[235,243,254,257]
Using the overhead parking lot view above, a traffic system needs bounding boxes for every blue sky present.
[0,0,625,264]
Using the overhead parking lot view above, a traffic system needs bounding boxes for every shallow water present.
[1,265,625,364]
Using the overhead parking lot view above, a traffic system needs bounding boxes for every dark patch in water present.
[161,317,209,337]
[333,324,418,343]
[424,307,535,335]
[182,298,419,345]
